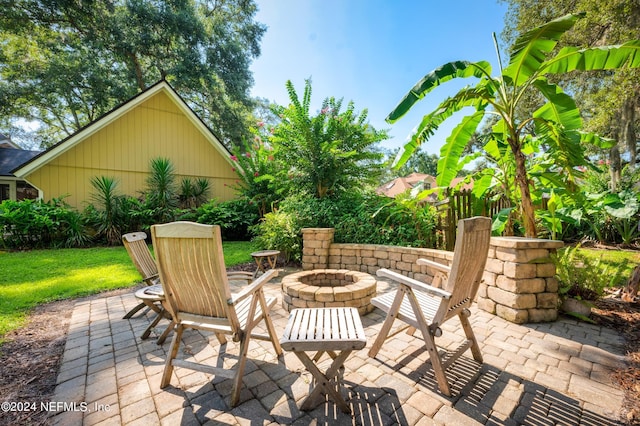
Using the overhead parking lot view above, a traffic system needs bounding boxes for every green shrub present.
[250,191,442,262]
[0,198,90,249]
[250,209,301,262]
[196,198,259,240]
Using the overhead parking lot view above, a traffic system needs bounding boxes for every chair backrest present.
[442,216,492,319]
[150,222,234,324]
[122,232,158,285]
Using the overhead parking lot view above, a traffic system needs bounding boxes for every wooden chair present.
[368,216,492,396]
[150,221,282,407]
[122,232,161,319]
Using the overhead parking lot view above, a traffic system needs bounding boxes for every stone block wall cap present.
[301,228,335,233]
[490,236,564,249]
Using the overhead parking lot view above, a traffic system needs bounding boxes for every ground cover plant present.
[0,241,255,342]
[554,245,638,303]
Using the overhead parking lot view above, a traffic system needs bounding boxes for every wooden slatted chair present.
[122,232,161,319]
[150,221,282,407]
[368,216,492,396]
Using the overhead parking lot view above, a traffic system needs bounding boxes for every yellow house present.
[12,81,238,210]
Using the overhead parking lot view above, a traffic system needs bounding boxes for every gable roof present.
[0,148,42,177]
[0,133,21,149]
[13,80,232,177]
[377,173,436,198]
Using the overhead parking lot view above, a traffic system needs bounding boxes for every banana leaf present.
[503,13,582,85]
[436,111,484,187]
[386,60,491,123]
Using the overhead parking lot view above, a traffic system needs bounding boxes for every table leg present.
[252,257,264,279]
[267,255,277,270]
[141,308,165,340]
[156,319,175,345]
[295,350,352,413]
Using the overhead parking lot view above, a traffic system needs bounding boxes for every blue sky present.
[250,0,509,156]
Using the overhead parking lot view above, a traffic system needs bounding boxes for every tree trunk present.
[610,144,621,192]
[622,264,640,302]
[513,144,537,237]
[621,97,637,170]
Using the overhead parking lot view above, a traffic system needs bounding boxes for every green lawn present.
[567,246,640,287]
[0,241,256,342]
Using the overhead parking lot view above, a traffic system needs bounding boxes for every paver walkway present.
[51,270,627,425]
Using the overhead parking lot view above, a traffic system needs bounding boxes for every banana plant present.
[387,13,639,237]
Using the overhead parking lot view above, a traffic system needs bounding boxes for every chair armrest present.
[416,258,451,275]
[376,268,451,300]
[227,271,254,283]
[229,269,278,305]
[145,275,161,286]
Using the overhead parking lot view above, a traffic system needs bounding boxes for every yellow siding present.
[24,90,239,209]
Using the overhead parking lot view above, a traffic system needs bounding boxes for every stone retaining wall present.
[301,228,563,324]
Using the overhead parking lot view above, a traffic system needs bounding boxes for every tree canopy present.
[0,0,265,148]
[500,0,640,188]
[270,79,387,199]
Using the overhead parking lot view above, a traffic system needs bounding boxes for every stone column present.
[301,228,334,270]
[477,237,563,324]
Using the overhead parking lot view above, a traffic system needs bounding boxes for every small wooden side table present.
[280,307,367,413]
[250,250,280,278]
[133,284,174,344]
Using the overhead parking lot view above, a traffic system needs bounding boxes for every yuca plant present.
[88,176,128,245]
[179,177,210,209]
[145,157,178,223]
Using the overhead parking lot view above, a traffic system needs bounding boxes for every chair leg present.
[421,328,451,396]
[231,295,260,407]
[459,309,483,363]
[214,333,227,345]
[230,333,251,407]
[368,289,406,358]
[406,290,452,397]
[161,324,184,388]
[259,293,282,356]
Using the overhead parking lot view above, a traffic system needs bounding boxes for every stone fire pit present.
[281,269,377,315]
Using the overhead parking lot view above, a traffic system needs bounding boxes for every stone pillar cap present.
[490,236,563,249]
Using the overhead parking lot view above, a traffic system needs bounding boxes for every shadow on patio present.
[50,272,627,425]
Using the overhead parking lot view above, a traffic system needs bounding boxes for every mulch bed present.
[592,297,640,425]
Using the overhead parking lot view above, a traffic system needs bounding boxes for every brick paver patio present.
[50,269,627,425]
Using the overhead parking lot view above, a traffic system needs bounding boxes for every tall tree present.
[390,148,439,177]
[500,0,640,189]
[0,0,265,148]
[388,14,639,237]
[270,79,387,198]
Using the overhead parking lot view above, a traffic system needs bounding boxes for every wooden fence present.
[435,189,510,250]
[435,188,549,250]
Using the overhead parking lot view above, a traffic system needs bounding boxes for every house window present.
[0,183,9,202]
[16,181,38,200]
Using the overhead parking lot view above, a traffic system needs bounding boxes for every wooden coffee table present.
[133,285,174,344]
[280,307,367,413]
[250,250,280,278]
